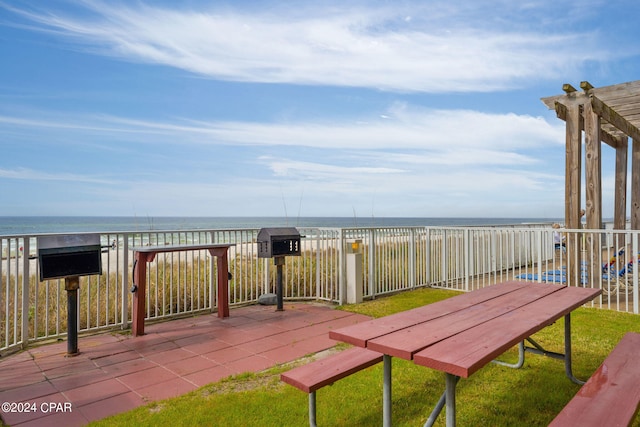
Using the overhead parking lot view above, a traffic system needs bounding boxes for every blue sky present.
[1,0,639,218]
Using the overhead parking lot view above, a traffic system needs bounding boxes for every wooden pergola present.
[541,80,640,232]
[542,81,640,281]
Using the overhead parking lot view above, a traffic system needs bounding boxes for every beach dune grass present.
[81,287,639,427]
[2,243,413,347]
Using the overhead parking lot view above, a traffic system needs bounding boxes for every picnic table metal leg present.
[423,375,460,427]
[492,341,525,369]
[563,313,584,385]
[383,355,392,427]
[445,373,458,427]
[502,315,585,385]
[309,392,317,427]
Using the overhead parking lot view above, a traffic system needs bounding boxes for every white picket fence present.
[1,224,638,355]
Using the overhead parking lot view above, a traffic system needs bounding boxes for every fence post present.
[634,233,639,314]
[491,229,497,274]
[122,234,129,330]
[315,230,322,301]
[464,229,470,291]
[338,229,345,305]
[368,229,376,298]
[425,228,431,286]
[508,230,515,281]
[441,229,448,287]
[409,229,416,289]
[536,229,544,280]
[209,231,216,312]
[21,238,30,349]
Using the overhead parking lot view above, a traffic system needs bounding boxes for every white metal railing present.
[1,224,638,355]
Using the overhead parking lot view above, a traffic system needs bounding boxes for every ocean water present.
[0,216,559,236]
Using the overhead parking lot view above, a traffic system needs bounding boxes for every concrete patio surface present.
[0,303,371,426]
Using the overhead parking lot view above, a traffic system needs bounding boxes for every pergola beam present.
[580,81,595,91]
[590,95,640,143]
[551,101,622,148]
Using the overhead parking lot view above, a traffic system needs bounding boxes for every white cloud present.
[364,149,538,166]
[0,104,564,151]
[262,157,404,178]
[0,167,115,184]
[2,1,612,93]
[0,101,566,217]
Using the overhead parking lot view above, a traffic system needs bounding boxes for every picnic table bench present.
[549,331,640,427]
[281,347,383,427]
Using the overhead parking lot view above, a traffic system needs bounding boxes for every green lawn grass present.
[81,288,639,426]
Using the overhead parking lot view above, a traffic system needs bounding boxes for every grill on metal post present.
[37,234,102,356]
[257,227,301,311]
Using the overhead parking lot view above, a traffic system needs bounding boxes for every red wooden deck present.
[0,303,372,427]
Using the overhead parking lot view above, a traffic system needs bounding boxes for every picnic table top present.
[329,281,601,378]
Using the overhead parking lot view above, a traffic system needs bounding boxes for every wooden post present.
[584,100,602,286]
[614,135,628,230]
[632,139,640,230]
[565,102,582,284]
[132,252,155,336]
[584,100,602,230]
[208,247,230,318]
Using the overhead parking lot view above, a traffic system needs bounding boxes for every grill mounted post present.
[257,227,301,311]
[37,234,102,356]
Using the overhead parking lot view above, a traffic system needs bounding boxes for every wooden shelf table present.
[131,244,233,336]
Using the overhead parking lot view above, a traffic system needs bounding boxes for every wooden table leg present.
[210,248,230,318]
[132,252,155,336]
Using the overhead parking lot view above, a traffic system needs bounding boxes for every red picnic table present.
[131,244,233,337]
[329,281,601,427]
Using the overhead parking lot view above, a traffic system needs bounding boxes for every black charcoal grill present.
[37,234,102,355]
[257,227,301,311]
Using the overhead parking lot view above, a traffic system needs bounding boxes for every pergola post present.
[584,100,602,231]
[583,100,602,277]
[614,135,628,231]
[564,102,582,283]
[632,139,640,230]
[565,102,582,232]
